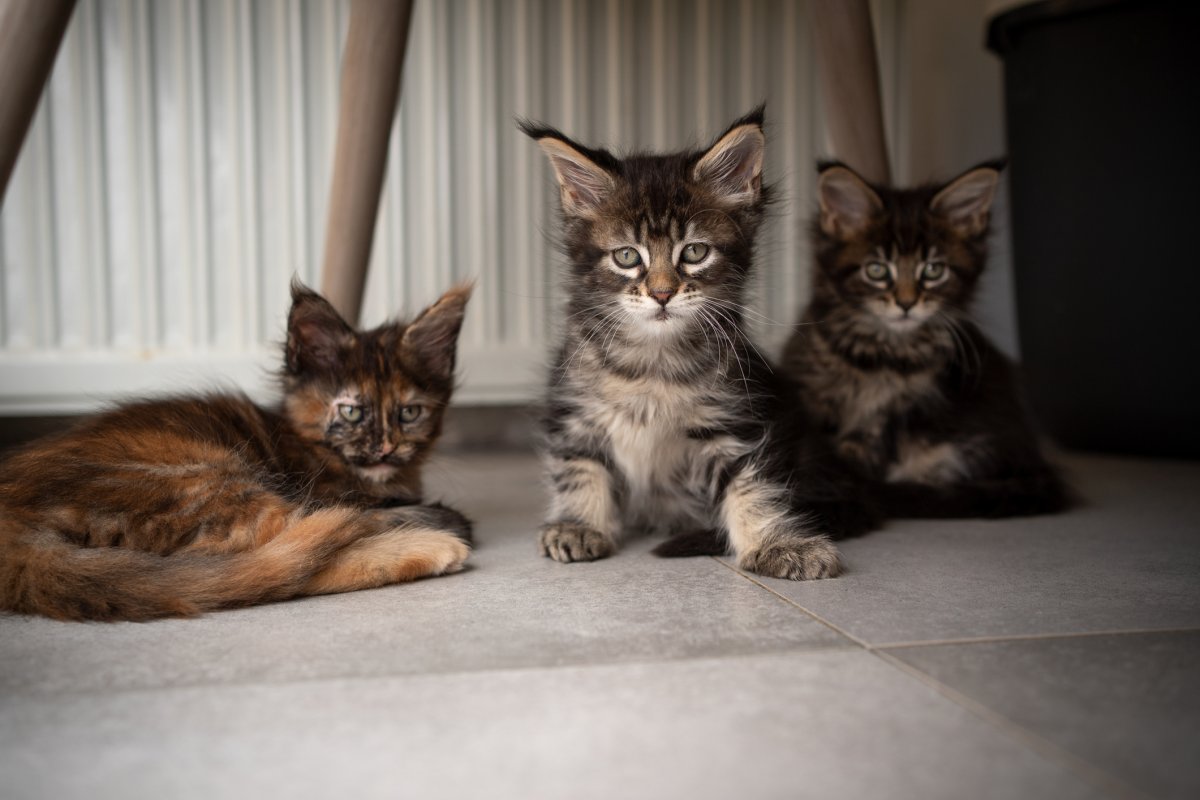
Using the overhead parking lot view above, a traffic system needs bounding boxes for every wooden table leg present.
[0,0,76,205]
[318,0,414,325]
[811,0,891,185]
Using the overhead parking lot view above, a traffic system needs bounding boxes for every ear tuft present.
[930,164,1002,237]
[816,164,883,238]
[694,110,766,206]
[519,121,614,217]
[402,282,473,381]
[286,281,355,374]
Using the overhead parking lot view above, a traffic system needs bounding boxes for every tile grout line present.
[874,626,1200,650]
[708,557,1200,649]
[708,557,872,648]
[0,643,870,703]
[875,650,1146,800]
[711,557,1147,800]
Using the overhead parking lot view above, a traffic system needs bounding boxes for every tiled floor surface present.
[2,450,1198,799]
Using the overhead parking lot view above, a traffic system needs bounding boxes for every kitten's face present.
[814,164,1000,336]
[296,366,444,482]
[579,188,751,339]
[832,241,965,334]
[524,110,768,341]
[282,283,470,483]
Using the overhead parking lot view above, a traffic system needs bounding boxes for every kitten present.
[0,282,474,621]
[782,161,1069,517]
[521,108,844,580]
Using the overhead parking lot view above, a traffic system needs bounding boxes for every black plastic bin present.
[988,0,1200,458]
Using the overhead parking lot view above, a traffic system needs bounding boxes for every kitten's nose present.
[896,297,917,312]
[377,442,396,457]
[650,288,675,306]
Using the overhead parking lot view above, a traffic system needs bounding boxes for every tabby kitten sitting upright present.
[783,161,1068,517]
[521,109,843,580]
[0,282,473,621]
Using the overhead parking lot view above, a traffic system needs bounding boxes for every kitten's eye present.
[864,261,890,282]
[680,243,710,264]
[338,404,363,423]
[612,247,643,268]
[921,261,947,282]
[399,405,423,424]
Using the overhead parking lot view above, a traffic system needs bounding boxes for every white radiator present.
[0,0,902,413]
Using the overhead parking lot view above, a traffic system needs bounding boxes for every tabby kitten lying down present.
[783,161,1068,517]
[523,109,844,580]
[0,282,473,621]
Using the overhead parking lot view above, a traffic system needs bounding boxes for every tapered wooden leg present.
[318,0,414,324]
[0,0,76,204]
[811,0,891,185]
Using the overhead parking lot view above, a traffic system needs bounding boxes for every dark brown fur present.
[782,161,1069,519]
[0,282,473,621]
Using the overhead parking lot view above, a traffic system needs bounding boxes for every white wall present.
[0,0,1016,414]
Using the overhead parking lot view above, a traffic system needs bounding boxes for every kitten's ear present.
[286,279,356,374]
[694,109,765,206]
[930,162,1003,237]
[817,164,883,238]
[520,122,614,217]
[402,282,473,381]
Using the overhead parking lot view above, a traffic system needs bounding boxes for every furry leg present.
[540,455,621,563]
[718,465,843,580]
[301,505,472,596]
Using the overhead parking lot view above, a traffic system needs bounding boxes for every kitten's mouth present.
[357,463,400,481]
[887,316,922,332]
[875,307,928,333]
[655,308,671,321]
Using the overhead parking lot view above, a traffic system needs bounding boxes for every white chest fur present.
[570,369,745,528]
[839,368,937,432]
[801,338,939,435]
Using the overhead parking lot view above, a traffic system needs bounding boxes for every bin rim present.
[987,0,1142,55]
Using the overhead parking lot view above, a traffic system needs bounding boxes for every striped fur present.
[523,109,845,580]
[0,283,473,621]
[782,161,1069,518]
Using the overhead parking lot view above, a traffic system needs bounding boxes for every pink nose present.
[651,288,675,306]
[378,443,396,457]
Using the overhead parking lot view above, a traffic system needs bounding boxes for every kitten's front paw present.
[739,534,844,581]
[540,521,614,563]
[429,533,471,575]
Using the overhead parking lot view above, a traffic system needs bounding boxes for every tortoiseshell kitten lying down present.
[782,161,1069,518]
[0,282,473,621]
[523,109,856,580]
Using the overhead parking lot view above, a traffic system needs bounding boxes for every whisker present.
[704,296,820,330]
[698,305,752,402]
[706,303,774,374]
[557,307,624,381]
[935,310,982,380]
[597,308,628,364]
[694,306,727,392]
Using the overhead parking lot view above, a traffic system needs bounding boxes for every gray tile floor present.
[2,450,1198,799]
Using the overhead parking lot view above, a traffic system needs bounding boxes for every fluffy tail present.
[877,472,1072,519]
[802,497,883,539]
[0,508,370,622]
[651,529,727,558]
[650,493,883,559]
